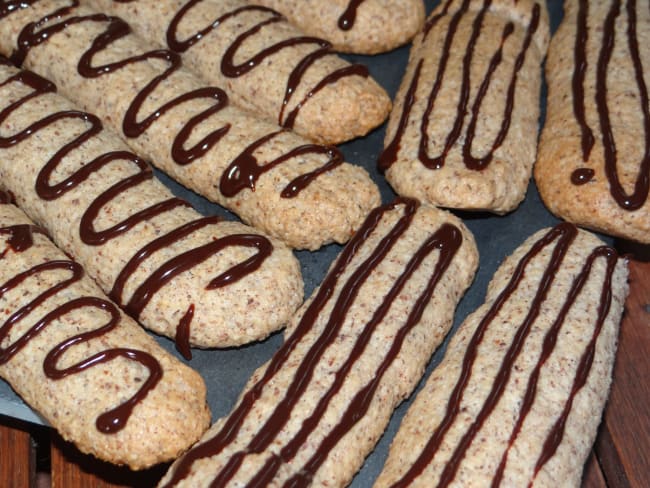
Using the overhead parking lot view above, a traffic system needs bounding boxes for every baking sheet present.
[0,1,601,485]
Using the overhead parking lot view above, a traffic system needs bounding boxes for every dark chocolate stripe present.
[338,0,366,30]
[390,223,619,487]
[0,235,162,433]
[379,0,540,173]
[570,0,649,210]
[162,197,462,486]
[492,245,618,487]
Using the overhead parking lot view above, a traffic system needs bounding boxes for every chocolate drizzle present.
[164,1,369,130]
[388,223,620,487]
[161,198,462,487]
[571,0,649,210]
[220,130,343,198]
[0,63,271,358]
[0,226,162,433]
[1,0,342,199]
[379,0,540,172]
[338,0,366,31]
[570,167,595,185]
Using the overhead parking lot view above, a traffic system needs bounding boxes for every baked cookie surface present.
[82,0,392,145]
[246,0,426,54]
[0,197,211,469]
[158,198,478,488]
[380,0,549,214]
[375,223,628,487]
[0,60,303,351]
[0,0,381,250]
[536,0,650,243]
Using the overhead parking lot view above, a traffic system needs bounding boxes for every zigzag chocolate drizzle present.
[0,222,162,433]
[0,63,271,359]
[0,0,343,199]
[161,1,369,129]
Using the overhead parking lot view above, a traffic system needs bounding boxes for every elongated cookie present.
[248,0,426,54]
[157,198,478,487]
[0,0,381,250]
[81,0,391,145]
[536,0,650,244]
[0,60,302,352]
[0,194,211,469]
[379,0,549,214]
[375,223,628,487]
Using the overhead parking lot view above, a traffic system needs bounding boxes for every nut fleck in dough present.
[380,0,549,214]
[82,0,391,145]
[248,0,426,55]
[375,224,628,488]
[0,197,211,469]
[158,198,478,488]
[536,0,650,244]
[0,61,303,351]
[0,0,381,250]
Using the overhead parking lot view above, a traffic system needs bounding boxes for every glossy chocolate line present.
[0,224,46,255]
[162,198,459,486]
[0,239,162,433]
[572,0,594,161]
[595,0,649,210]
[530,250,616,485]
[0,63,271,355]
[280,223,462,488]
[164,1,368,131]
[189,198,420,487]
[338,0,366,30]
[220,129,343,198]
[390,223,581,487]
[380,0,540,172]
[491,245,618,487]
[417,0,473,170]
[465,4,540,171]
[571,0,649,210]
[2,0,338,199]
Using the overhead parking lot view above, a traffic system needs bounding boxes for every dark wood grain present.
[0,417,34,488]
[594,260,650,488]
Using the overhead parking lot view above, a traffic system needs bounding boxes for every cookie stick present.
[83,0,391,145]
[247,0,426,55]
[0,193,210,469]
[379,0,549,214]
[536,0,650,243]
[0,60,302,352]
[0,0,381,251]
[375,224,628,487]
[158,198,478,488]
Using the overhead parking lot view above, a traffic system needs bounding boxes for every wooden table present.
[1,259,649,487]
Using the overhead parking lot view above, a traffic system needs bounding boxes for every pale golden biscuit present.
[0,61,303,351]
[0,198,211,469]
[81,0,392,145]
[375,224,628,487]
[0,0,381,250]
[380,0,549,214]
[536,0,650,244]
[248,0,426,54]
[158,198,479,488]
